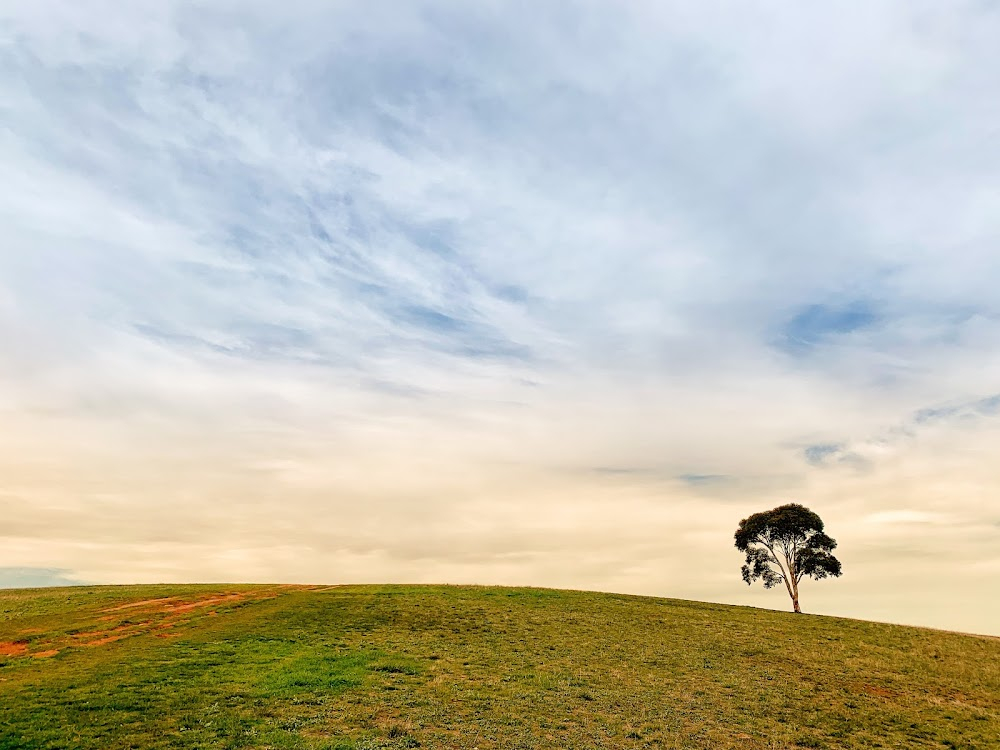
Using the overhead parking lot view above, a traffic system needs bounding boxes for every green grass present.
[0,585,997,749]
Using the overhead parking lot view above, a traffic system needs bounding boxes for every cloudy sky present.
[2,1,999,635]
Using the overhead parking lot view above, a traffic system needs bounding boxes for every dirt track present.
[6,586,301,659]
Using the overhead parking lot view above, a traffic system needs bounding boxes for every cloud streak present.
[1,1,999,634]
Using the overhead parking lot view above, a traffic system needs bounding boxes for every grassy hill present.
[0,585,997,749]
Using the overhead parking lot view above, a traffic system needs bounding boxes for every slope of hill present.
[0,584,997,749]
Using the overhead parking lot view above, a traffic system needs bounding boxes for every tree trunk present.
[790,578,802,613]
[781,575,797,613]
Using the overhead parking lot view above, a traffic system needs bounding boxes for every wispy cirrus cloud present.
[1,0,999,634]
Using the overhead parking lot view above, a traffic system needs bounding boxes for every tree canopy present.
[734,503,842,613]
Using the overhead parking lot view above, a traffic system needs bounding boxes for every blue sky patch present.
[803,443,844,465]
[0,567,84,588]
[778,301,880,352]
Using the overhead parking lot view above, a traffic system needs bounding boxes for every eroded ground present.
[0,585,304,661]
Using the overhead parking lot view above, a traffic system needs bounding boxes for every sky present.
[1,1,999,636]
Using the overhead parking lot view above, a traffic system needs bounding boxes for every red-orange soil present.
[0,641,29,657]
[6,586,300,660]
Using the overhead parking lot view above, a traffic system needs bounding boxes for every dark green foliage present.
[735,503,842,612]
[741,547,781,588]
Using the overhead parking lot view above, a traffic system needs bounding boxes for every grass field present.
[0,584,997,749]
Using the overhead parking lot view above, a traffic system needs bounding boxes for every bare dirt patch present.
[104,597,178,612]
[73,623,145,640]
[82,635,128,647]
[0,641,28,657]
[167,594,246,612]
[9,587,299,659]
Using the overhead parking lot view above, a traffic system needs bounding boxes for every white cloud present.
[1,1,998,634]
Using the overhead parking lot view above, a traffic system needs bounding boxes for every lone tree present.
[734,503,842,613]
